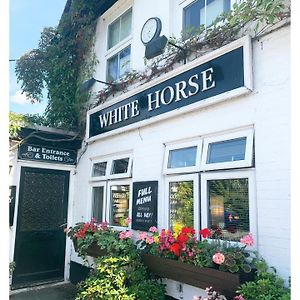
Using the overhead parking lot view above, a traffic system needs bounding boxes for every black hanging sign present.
[88,36,252,139]
[132,181,158,231]
[18,143,77,165]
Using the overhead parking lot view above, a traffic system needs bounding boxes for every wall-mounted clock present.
[140,17,162,45]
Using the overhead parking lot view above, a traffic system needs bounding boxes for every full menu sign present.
[18,143,77,165]
[132,181,158,231]
[88,41,249,139]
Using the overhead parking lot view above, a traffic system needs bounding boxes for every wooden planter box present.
[142,254,254,298]
[72,239,107,257]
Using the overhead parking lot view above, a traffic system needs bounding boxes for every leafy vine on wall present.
[93,0,290,108]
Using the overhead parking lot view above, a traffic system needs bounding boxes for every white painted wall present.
[72,0,290,293]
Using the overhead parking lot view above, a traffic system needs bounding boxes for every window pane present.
[120,9,132,41]
[92,186,104,222]
[108,19,120,49]
[111,158,130,174]
[107,54,119,82]
[92,162,107,177]
[110,185,129,226]
[119,46,131,77]
[207,137,247,164]
[205,0,225,26]
[183,0,230,34]
[168,146,197,168]
[169,181,194,229]
[207,178,249,241]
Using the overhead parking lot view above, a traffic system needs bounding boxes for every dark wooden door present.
[12,167,70,288]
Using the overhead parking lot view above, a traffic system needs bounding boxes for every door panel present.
[12,167,69,288]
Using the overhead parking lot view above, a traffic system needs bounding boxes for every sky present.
[9,0,67,115]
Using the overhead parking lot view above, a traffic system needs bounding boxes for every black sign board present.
[18,143,77,165]
[89,46,245,138]
[132,181,158,231]
[9,186,16,226]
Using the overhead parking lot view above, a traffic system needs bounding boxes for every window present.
[106,8,132,82]
[166,174,199,231]
[92,161,107,177]
[90,153,133,228]
[183,0,231,35]
[91,154,132,180]
[201,129,254,170]
[91,185,106,222]
[107,8,132,49]
[109,183,130,227]
[107,45,131,82]
[163,140,202,174]
[201,171,256,243]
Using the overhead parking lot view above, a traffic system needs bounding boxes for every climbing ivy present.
[15,0,101,132]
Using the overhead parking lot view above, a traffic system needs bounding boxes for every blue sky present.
[9,0,66,115]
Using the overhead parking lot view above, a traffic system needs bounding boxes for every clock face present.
[141,17,162,45]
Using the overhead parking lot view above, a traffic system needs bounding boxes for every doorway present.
[12,167,70,289]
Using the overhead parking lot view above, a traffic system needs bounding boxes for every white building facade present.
[9,0,290,298]
[69,0,290,298]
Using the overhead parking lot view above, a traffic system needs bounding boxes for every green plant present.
[236,260,290,300]
[137,226,259,275]
[65,219,136,260]
[76,256,166,300]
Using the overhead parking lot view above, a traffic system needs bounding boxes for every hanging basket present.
[72,239,108,257]
[142,254,255,298]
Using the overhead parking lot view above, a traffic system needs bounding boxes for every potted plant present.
[136,225,257,298]
[65,218,135,259]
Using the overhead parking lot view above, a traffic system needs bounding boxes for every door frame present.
[10,161,76,285]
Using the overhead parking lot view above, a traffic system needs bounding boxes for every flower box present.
[142,254,255,298]
[72,239,107,257]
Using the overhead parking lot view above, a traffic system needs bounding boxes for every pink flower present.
[119,231,126,239]
[240,233,254,246]
[146,236,154,244]
[149,226,158,233]
[234,296,245,300]
[125,231,132,238]
[212,252,225,264]
[138,231,148,241]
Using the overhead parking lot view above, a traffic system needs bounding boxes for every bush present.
[75,255,166,300]
[236,260,290,300]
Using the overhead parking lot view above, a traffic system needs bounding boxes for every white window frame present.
[105,7,132,82]
[165,174,200,234]
[89,181,107,222]
[90,159,109,180]
[90,153,133,181]
[163,139,202,175]
[106,179,132,229]
[200,169,257,249]
[201,128,254,171]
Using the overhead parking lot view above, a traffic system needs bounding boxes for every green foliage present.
[75,256,166,300]
[9,112,29,138]
[9,262,16,277]
[236,260,291,300]
[15,0,100,131]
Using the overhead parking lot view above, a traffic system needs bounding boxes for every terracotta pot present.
[142,254,255,298]
[72,239,107,257]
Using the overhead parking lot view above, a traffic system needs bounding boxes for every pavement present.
[9,282,77,300]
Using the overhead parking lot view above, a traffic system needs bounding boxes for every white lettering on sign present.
[99,100,140,128]
[97,67,216,129]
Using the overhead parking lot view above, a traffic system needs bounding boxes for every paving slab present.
[9,282,77,300]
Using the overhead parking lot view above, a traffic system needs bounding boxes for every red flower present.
[177,233,189,245]
[181,227,195,235]
[170,243,181,256]
[199,228,212,239]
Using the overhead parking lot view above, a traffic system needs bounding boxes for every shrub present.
[75,256,166,300]
[236,260,290,300]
